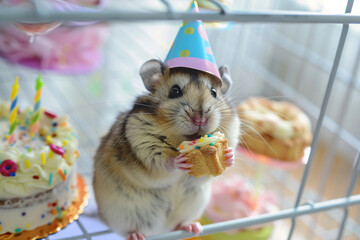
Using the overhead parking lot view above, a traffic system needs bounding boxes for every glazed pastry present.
[238,97,312,161]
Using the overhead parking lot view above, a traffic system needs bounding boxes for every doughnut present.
[237,97,312,161]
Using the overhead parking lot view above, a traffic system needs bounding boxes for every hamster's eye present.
[211,88,217,98]
[169,85,183,98]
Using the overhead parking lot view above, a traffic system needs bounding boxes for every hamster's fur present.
[93,59,240,238]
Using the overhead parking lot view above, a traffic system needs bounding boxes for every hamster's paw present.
[224,148,234,167]
[175,222,204,235]
[126,232,146,240]
[173,153,192,173]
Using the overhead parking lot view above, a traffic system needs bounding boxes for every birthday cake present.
[0,102,80,235]
[178,132,228,177]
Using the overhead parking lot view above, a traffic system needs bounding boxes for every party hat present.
[164,0,221,82]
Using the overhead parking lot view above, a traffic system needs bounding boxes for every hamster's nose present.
[192,114,208,126]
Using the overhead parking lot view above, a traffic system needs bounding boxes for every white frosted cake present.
[0,102,79,235]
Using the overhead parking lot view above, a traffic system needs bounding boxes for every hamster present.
[93,59,240,240]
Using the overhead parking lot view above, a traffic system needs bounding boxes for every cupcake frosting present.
[177,131,225,153]
[0,102,79,198]
[206,175,278,230]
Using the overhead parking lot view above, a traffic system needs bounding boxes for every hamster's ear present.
[219,65,232,94]
[140,59,167,92]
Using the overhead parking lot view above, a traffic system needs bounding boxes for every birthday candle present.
[30,75,43,137]
[9,77,19,144]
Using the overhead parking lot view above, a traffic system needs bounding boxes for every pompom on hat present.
[164,0,221,83]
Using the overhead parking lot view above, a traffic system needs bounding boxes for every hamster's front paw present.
[224,147,234,167]
[174,222,204,235]
[172,153,192,173]
[126,232,146,240]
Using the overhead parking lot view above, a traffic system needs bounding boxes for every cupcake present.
[177,132,228,177]
[200,175,278,239]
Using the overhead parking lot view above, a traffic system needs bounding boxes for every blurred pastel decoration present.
[41,0,105,26]
[197,0,234,29]
[8,77,19,145]
[30,75,43,138]
[200,175,279,240]
[0,0,108,73]
[13,22,63,43]
[164,0,221,82]
[3,0,104,42]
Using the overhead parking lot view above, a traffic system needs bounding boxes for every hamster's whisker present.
[220,94,235,102]
[120,147,138,167]
[218,124,231,140]
[263,95,291,101]
[215,97,230,105]
[219,114,239,117]
[214,102,229,109]
[220,93,236,102]
[238,133,252,153]
[111,132,127,150]
[146,94,162,101]
[223,81,254,100]
[220,107,237,114]
[137,111,159,116]
[239,122,262,136]
[155,123,176,136]
[214,97,234,109]
[239,122,277,155]
[220,109,237,119]
[127,113,157,117]
[239,127,276,163]
[238,110,292,121]
[132,103,158,108]
[238,119,270,133]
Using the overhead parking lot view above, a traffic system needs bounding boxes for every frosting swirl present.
[0,102,78,198]
[178,131,225,153]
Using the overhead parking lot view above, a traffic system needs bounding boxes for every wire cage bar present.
[149,195,360,240]
[287,0,354,239]
[337,152,360,240]
[1,6,360,23]
[0,0,359,240]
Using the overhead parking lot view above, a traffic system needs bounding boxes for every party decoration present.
[8,77,19,144]
[0,159,18,177]
[164,0,221,82]
[30,75,43,138]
